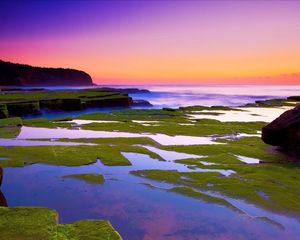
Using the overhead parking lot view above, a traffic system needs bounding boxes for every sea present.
[121,84,300,108]
[21,84,300,118]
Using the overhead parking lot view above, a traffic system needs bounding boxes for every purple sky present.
[1,0,300,84]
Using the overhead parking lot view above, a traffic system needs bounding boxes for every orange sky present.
[1,1,300,84]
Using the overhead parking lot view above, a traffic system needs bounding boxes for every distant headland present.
[0,60,93,86]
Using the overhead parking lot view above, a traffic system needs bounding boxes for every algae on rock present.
[0,206,123,240]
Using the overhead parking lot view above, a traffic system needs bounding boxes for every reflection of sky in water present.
[235,155,260,164]
[2,160,300,240]
[16,126,220,146]
[0,138,95,146]
[189,106,293,122]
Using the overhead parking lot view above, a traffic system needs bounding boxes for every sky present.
[1,0,300,85]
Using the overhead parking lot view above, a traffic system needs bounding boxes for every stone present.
[0,167,2,186]
[262,105,300,153]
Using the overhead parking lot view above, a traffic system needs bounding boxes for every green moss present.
[0,207,122,240]
[0,143,167,167]
[23,118,56,128]
[0,104,8,118]
[78,117,263,136]
[131,170,182,183]
[175,153,242,166]
[63,174,105,185]
[58,220,122,240]
[131,163,300,217]
[0,117,22,138]
[163,137,284,163]
[0,117,22,127]
[0,145,132,167]
[6,101,40,115]
[0,99,299,218]
[0,89,132,118]
[0,127,21,138]
[0,207,57,240]
[170,186,244,214]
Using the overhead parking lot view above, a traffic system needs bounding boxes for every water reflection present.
[0,138,96,147]
[16,126,221,146]
[2,163,300,240]
[189,106,293,122]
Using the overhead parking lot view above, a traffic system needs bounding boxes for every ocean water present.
[122,84,300,108]
[23,84,300,108]
[20,84,300,119]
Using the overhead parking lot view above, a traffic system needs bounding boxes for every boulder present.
[0,167,2,186]
[0,191,7,207]
[262,105,300,153]
[132,99,153,107]
[0,167,7,207]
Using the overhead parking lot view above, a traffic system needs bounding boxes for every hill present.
[0,60,93,86]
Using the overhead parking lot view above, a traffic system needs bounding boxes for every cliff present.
[0,60,93,86]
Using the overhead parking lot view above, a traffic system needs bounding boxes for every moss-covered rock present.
[0,117,22,138]
[63,174,105,185]
[0,104,8,118]
[40,98,82,111]
[0,167,2,186]
[0,89,133,118]
[0,207,122,240]
[6,101,40,116]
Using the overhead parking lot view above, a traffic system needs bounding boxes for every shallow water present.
[138,145,202,161]
[189,106,293,122]
[16,126,221,146]
[0,138,95,146]
[122,152,235,176]
[236,155,260,164]
[2,155,300,239]
[3,85,300,239]
[69,119,121,125]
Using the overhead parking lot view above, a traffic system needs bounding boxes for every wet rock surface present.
[0,89,133,118]
[132,99,153,107]
[262,105,300,153]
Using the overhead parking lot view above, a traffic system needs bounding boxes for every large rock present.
[0,60,93,86]
[0,167,2,186]
[0,167,8,207]
[262,105,300,153]
[0,191,7,207]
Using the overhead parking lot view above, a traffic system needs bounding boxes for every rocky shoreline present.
[0,88,151,118]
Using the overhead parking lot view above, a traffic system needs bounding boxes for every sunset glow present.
[1,0,300,84]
